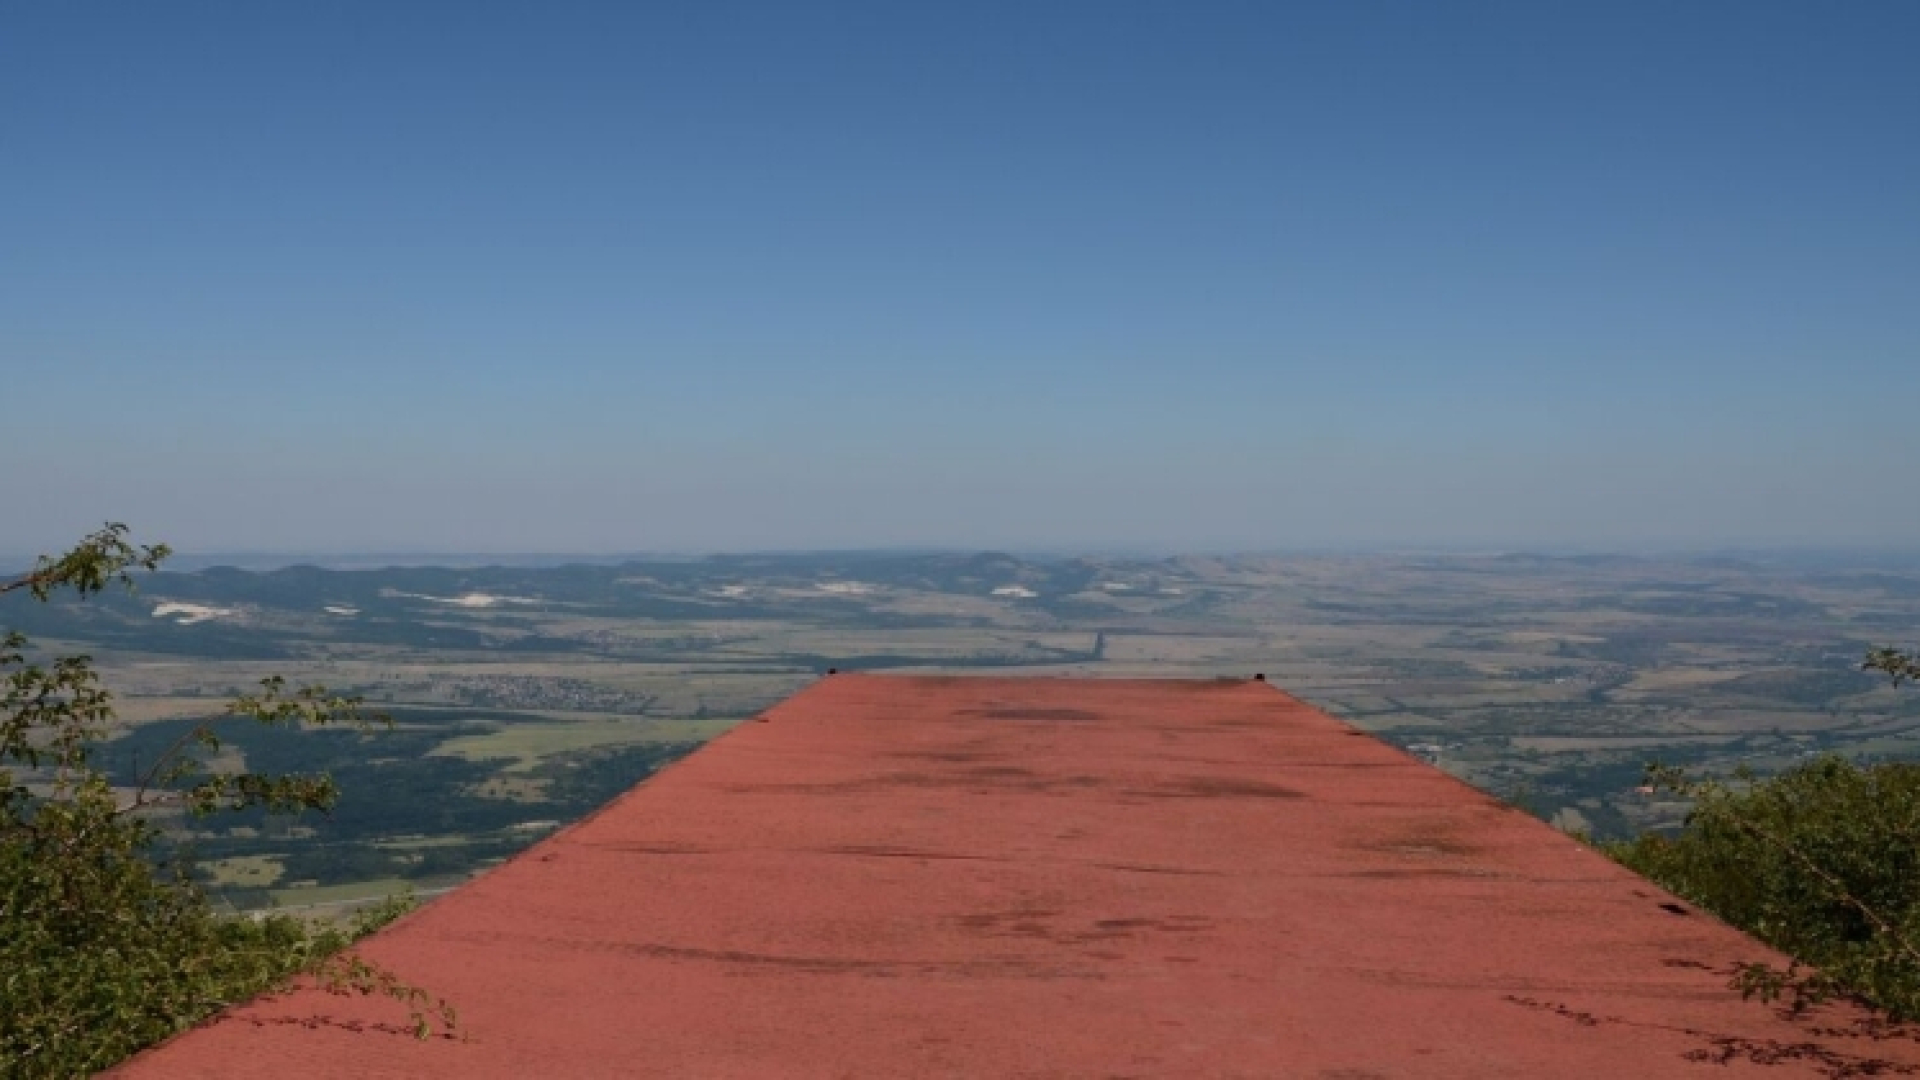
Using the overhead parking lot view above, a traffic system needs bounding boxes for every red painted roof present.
[115,676,1920,1077]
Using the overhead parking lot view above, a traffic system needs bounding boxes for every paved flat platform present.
[117,676,1920,1078]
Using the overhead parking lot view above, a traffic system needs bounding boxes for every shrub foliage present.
[1,526,451,1077]
[1608,646,1920,1020]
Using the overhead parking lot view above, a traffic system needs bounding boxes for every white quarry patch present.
[151,602,234,625]
[439,593,523,608]
[323,605,359,616]
[814,581,874,595]
[991,585,1038,599]
[396,591,540,608]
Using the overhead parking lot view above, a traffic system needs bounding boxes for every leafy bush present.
[0,526,451,1077]
[1609,648,1920,1019]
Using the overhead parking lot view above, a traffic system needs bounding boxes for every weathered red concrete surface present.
[117,676,1920,1077]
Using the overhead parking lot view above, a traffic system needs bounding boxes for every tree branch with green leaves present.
[1866,647,1920,689]
[1,525,456,1077]
[1608,650,1920,1023]
[0,522,169,601]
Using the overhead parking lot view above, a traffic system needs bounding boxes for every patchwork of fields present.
[10,548,1919,912]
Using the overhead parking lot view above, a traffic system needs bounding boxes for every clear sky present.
[4,2,1916,556]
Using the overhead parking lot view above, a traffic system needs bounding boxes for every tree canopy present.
[1609,646,1920,1020]
[1,525,452,1078]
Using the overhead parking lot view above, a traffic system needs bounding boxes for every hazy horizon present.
[12,541,1920,580]
[7,3,1916,555]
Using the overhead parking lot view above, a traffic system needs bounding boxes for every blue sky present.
[4,2,1916,555]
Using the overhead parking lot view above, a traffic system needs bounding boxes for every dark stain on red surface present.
[959,706,1102,722]
[1130,775,1304,799]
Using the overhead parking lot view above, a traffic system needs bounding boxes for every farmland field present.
[9,547,1919,909]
